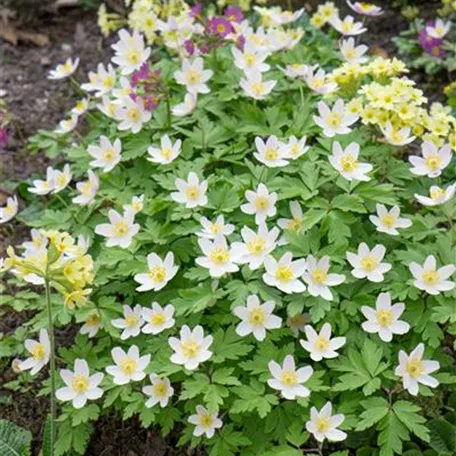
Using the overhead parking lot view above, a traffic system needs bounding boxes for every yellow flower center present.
[255,196,269,211]
[81,182,93,196]
[314,335,330,351]
[316,417,330,433]
[127,50,140,65]
[114,221,129,236]
[276,265,294,282]
[125,315,138,327]
[209,222,223,233]
[181,341,200,358]
[128,108,140,122]
[86,313,101,326]
[376,309,394,326]
[340,154,359,172]
[76,100,86,111]
[326,112,342,127]
[286,217,303,232]
[248,308,266,325]
[148,265,167,283]
[430,187,445,200]
[153,382,168,397]
[103,75,114,89]
[199,414,214,428]
[57,174,67,187]
[264,147,279,161]
[406,357,424,378]
[187,70,201,84]
[425,155,442,171]
[422,270,440,285]
[151,313,166,326]
[361,254,378,272]
[72,375,89,393]
[381,214,396,228]
[132,201,142,212]
[209,247,230,265]
[246,236,266,254]
[280,371,298,386]
[161,147,173,159]
[120,358,137,375]
[185,185,200,200]
[251,81,266,96]
[103,148,116,161]
[312,268,328,284]
[31,343,46,360]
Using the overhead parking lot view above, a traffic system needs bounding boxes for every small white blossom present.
[240,70,276,100]
[300,323,346,362]
[174,58,213,94]
[71,98,89,116]
[304,66,338,94]
[81,63,116,97]
[409,141,452,178]
[123,194,145,214]
[347,1,383,16]
[330,15,367,36]
[263,252,307,294]
[80,313,103,338]
[196,215,235,239]
[0,195,18,224]
[95,208,140,248]
[48,57,79,80]
[232,42,270,74]
[306,402,347,442]
[72,170,99,206]
[88,136,122,173]
[241,183,277,224]
[55,115,78,135]
[19,329,50,375]
[172,92,197,117]
[426,18,451,39]
[188,405,222,438]
[409,255,455,295]
[329,141,373,182]
[141,302,175,335]
[106,345,150,385]
[111,29,151,75]
[314,100,359,138]
[117,98,152,134]
[339,37,368,63]
[143,374,174,408]
[254,135,288,168]
[280,135,309,160]
[148,134,182,165]
[346,243,391,282]
[415,184,456,207]
[134,252,179,292]
[112,304,144,340]
[369,204,412,235]
[171,172,208,208]
[380,122,415,146]
[196,235,240,277]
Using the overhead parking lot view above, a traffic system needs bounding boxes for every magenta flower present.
[207,16,234,38]
[224,5,243,23]
[190,3,203,18]
[131,63,150,87]
[184,39,195,56]
[236,35,246,51]
[0,127,8,148]
[419,21,445,57]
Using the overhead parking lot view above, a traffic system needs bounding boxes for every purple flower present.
[0,127,8,148]
[419,21,445,57]
[224,5,243,23]
[236,35,246,51]
[207,16,234,38]
[143,96,160,112]
[131,62,150,87]
[184,39,195,56]
[190,3,203,18]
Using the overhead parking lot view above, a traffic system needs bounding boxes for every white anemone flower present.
[123,194,145,214]
[56,359,104,409]
[112,304,144,340]
[171,172,208,208]
[380,122,415,146]
[141,302,175,335]
[267,355,313,400]
[254,135,288,168]
[106,345,151,385]
[240,70,277,100]
[111,29,151,75]
[361,292,410,342]
[88,136,122,173]
[347,1,383,16]
[263,252,307,294]
[19,329,50,375]
[304,67,338,94]
[303,255,345,301]
[117,97,152,134]
[0,195,18,224]
[415,184,456,207]
[71,98,89,116]
[426,19,451,39]
[346,243,391,282]
[147,134,182,165]
[143,374,174,408]
[48,57,80,80]
[241,183,277,224]
[300,323,346,361]
[55,115,78,135]
[330,15,367,36]
[280,135,309,160]
[306,402,347,442]
[169,325,213,370]
[188,405,223,438]
[52,164,72,193]
[174,57,213,94]
[172,92,197,117]
[339,37,368,63]
[72,170,99,206]
[196,215,235,239]
[395,344,440,396]
[409,255,455,295]
[134,252,179,292]
[233,295,282,341]
[28,166,58,195]
[79,312,103,338]
[329,141,372,181]
[95,208,139,248]
[313,100,359,138]
[409,141,452,178]
[369,204,412,235]
[232,42,270,74]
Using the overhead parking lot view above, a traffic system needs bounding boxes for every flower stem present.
[45,278,57,456]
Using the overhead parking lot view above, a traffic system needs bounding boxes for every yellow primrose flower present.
[64,288,92,310]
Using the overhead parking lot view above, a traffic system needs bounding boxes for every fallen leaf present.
[0,21,18,45]
[0,20,49,47]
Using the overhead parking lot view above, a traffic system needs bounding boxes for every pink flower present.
[225,6,243,23]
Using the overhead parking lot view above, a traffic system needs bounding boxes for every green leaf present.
[428,418,456,453]
[393,401,430,443]
[0,420,32,456]
[332,194,366,213]
[355,397,389,431]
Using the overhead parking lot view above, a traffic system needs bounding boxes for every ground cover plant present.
[0,1,456,455]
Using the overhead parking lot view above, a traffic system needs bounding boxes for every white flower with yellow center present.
[117,97,152,134]
[134,252,179,292]
[409,141,452,178]
[19,329,50,375]
[279,63,309,79]
[300,323,346,362]
[314,100,359,138]
[278,200,304,245]
[426,19,451,39]
[95,208,140,248]
[240,69,277,100]
[147,134,182,165]
[172,92,197,117]
[196,215,235,239]
[306,402,347,443]
[329,141,372,181]
[231,223,279,270]
[169,325,213,370]
[81,63,116,97]
[112,304,144,340]
[112,76,134,103]
[71,98,89,116]
[111,29,151,75]
[268,355,313,400]
[56,359,104,409]
[88,136,122,173]
[347,1,383,16]
[72,170,99,206]
[51,164,72,193]
[304,66,338,94]
[303,255,345,301]
[48,57,80,80]
[196,235,240,277]
[361,292,410,342]
[395,343,440,396]
[409,255,455,295]
[287,313,310,336]
[369,204,412,236]
[55,115,78,135]
[0,195,18,224]
[106,345,150,385]
[233,294,282,341]
[171,171,208,208]
[415,183,456,207]
[346,242,391,282]
[380,122,415,146]
[280,135,309,160]
[254,135,288,168]
[263,251,307,294]
[174,57,213,95]
[22,228,48,255]
[188,405,223,438]
[97,95,122,119]
[143,374,174,408]
[123,194,145,214]
[339,37,368,63]
[330,14,367,36]
[232,42,270,74]
[80,312,103,338]
[241,183,277,224]
[141,302,175,335]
